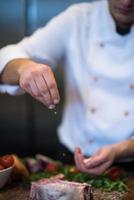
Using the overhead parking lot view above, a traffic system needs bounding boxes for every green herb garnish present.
[29,165,128,192]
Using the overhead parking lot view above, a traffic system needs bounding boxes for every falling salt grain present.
[62,153,66,157]
[54,111,57,115]
[53,108,57,115]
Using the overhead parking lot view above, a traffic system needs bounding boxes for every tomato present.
[69,166,80,174]
[46,163,59,172]
[106,166,124,181]
[0,155,14,168]
[0,164,5,171]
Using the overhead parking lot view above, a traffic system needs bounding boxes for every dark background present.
[0,0,92,158]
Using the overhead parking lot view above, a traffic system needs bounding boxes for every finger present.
[28,77,50,106]
[74,148,87,172]
[34,73,54,108]
[84,153,108,169]
[21,78,46,106]
[42,68,60,105]
[29,77,41,98]
[20,80,33,96]
[20,76,38,99]
[74,148,84,170]
[32,94,50,107]
[85,160,111,175]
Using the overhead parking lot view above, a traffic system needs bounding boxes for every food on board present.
[12,154,29,179]
[25,158,43,173]
[0,154,127,192]
[0,155,14,170]
[30,175,93,200]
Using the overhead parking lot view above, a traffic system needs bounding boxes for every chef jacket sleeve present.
[0,4,83,95]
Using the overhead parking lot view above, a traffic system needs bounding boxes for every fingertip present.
[75,147,81,153]
[48,104,55,109]
[53,98,60,105]
[84,158,92,165]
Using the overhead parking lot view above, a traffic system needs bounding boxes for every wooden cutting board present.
[0,181,133,200]
[0,165,133,200]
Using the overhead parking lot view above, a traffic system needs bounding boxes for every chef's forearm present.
[0,58,37,85]
[113,139,134,160]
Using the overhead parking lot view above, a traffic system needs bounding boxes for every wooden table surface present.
[0,163,133,200]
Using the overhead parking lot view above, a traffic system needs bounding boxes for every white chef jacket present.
[0,0,134,156]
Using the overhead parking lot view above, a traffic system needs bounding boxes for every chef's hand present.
[74,146,117,175]
[19,61,60,109]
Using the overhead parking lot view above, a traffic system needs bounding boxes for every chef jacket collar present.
[91,0,134,44]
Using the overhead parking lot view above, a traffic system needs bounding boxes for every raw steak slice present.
[30,176,92,200]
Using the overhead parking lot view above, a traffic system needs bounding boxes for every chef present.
[0,0,134,175]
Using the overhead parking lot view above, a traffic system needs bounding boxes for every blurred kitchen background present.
[0,0,93,158]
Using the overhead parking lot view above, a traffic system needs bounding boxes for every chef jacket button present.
[93,76,99,82]
[99,42,105,48]
[88,139,94,144]
[129,84,134,90]
[90,107,96,114]
[124,111,129,117]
